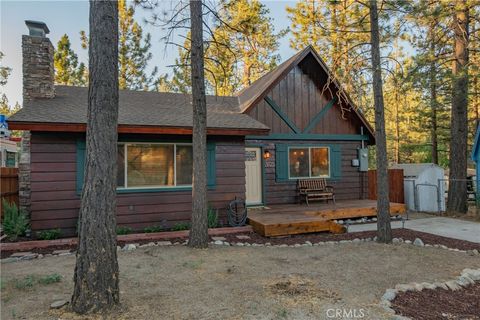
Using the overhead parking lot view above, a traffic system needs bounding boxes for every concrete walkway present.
[349,217,480,243]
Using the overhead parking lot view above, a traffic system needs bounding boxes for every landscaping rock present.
[353,238,361,243]
[467,249,479,256]
[236,235,251,240]
[392,238,400,244]
[305,241,312,246]
[21,253,39,260]
[413,238,424,247]
[382,289,397,301]
[123,244,136,251]
[11,252,33,258]
[463,268,480,281]
[52,249,70,255]
[212,236,226,241]
[456,276,474,287]
[140,242,156,248]
[405,240,412,244]
[223,242,230,246]
[50,300,69,309]
[157,241,172,246]
[214,240,223,245]
[445,280,461,291]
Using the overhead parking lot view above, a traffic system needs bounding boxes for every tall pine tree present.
[54,34,88,86]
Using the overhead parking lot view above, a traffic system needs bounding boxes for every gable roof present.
[236,46,375,141]
[8,86,269,135]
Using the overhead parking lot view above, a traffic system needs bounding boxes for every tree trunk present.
[71,0,120,314]
[369,0,391,243]
[429,24,439,165]
[447,0,469,214]
[188,0,209,248]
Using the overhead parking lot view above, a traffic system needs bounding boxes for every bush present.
[2,199,29,240]
[207,207,218,228]
[38,273,62,285]
[37,229,62,240]
[116,226,133,235]
[171,222,190,231]
[144,225,163,233]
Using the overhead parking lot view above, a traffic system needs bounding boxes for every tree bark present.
[429,22,439,165]
[71,0,120,313]
[447,0,469,214]
[369,0,392,243]
[188,0,209,248]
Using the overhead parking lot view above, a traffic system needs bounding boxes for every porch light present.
[263,150,271,160]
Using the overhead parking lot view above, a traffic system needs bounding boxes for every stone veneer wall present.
[22,35,55,101]
[19,34,55,217]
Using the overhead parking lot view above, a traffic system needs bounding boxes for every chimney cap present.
[25,20,50,37]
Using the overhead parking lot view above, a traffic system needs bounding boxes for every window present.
[117,143,193,189]
[288,147,330,178]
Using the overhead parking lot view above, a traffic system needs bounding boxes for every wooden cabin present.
[9,24,404,237]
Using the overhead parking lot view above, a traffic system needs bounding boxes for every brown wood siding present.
[247,139,368,205]
[29,132,245,236]
[246,65,361,135]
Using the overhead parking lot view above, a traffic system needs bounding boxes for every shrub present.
[171,222,190,231]
[14,275,34,290]
[37,229,62,240]
[116,226,133,235]
[2,199,29,240]
[144,225,163,233]
[207,207,218,228]
[38,273,62,285]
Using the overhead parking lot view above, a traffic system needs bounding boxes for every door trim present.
[245,144,266,206]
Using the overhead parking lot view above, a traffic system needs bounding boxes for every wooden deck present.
[247,200,406,237]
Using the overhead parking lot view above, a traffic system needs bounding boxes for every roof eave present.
[7,121,270,136]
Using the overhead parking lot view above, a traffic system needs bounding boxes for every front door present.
[245,147,263,205]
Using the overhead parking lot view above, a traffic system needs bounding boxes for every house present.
[8,21,375,236]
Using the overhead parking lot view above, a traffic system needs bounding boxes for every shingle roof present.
[8,86,269,132]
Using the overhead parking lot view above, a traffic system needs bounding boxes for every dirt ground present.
[1,243,480,320]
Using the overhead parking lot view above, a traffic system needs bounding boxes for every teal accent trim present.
[117,186,192,193]
[245,143,267,206]
[76,140,86,194]
[264,96,300,134]
[76,139,217,194]
[275,143,342,182]
[247,133,370,141]
[302,98,338,134]
[207,142,216,188]
[275,144,289,182]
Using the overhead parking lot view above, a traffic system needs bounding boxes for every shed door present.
[245,147,262,205]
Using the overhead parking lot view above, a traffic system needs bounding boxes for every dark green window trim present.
[275,143,342,182]
[76,140,216,195]
[247,133,370,141]
[264,96,300,134]
[302,97,337,134]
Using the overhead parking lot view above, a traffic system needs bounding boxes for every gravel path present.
[1,243,479,320]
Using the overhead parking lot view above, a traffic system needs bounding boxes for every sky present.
[0,0,297,105]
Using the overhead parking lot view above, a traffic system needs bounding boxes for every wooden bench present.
[297,179,335,205]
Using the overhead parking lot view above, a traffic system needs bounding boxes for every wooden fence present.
[368,169,405,204]
[1,167,19,218]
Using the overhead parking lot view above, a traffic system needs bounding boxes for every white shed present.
[390,163,445,212]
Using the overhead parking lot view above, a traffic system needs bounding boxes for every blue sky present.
[1,0,296,105]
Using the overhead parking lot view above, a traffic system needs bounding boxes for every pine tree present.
[0,52,21,116]
[80,0,157,90]
[162,0,284,95]
[118,0,157,90]
[71,0,120,313]
[54,34,88,86]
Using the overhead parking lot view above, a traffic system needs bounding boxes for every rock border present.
[379,268,480,320]
[2,236,478,264]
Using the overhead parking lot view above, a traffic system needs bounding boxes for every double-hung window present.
[288,146,330,178]
[117,143,193,189]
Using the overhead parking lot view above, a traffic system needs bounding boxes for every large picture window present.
[288,147,330,178]
[117,143,193,189]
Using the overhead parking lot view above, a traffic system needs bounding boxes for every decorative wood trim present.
[302,97,337,134]
[247,133,370,141]
[264,96,300,134]
[8,121,269,136]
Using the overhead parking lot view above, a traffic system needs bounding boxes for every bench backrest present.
[298,178,327,191]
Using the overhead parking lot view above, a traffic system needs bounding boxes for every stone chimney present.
[22,20,54,101]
